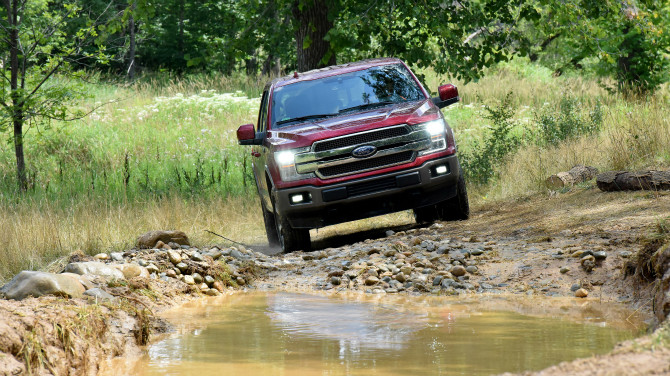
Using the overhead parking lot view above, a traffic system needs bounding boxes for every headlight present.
[274,147,313,182]
[417,119,447,156]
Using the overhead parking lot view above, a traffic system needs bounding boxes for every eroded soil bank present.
[1,188,669,375]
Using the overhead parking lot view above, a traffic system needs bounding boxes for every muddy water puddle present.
[105,293,645,375]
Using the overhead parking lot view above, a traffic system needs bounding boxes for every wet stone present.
[594,251,608,260]
[365,276,380,286]
[176,262,188,272]
[575,288,589,298]
[167,250,182,265]
[451,265,467,277]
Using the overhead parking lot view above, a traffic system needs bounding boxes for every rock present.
[400,266,412,275]
[331,276,342,285]
[451,265,467,277]
[594,251,608,260]
[470,249,484,256]
[575,288,589,298]
[155,240,170,249]
[136,230,190,249]
[204,275,215,285]
[206,249,223,260]
[560,266,570,274]
[94,253,109,260]
[436,245,451,254]
[176,262,188,272]
[212,281,225,292]
[193,273,204,284]
[198,283,209,290]
[166,269,177,278]
[0,271,85,300]
[365,276,380,286]
[231,249,250,260]
[183,275,195,285]
[441,278,454,288]
[395,272,407,283]
[84,288,117,301]
[167,250,182,264]
[146,264,159,274]
[65,262,125,281]
[433,276,443,286]
[236,277,246,286]
[570,284,581,292]
[581,255,596,272]
[113,263,149,279]
[302,254,315,261]
[138,259,149,267]
[191,252,204,262]
[205,288,220,296]
[465,265,478,274]
[110,252,124,262]
[367,269,379,278]
[385,230,395,237]
[619,251,633,258]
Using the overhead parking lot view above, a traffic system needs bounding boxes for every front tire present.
[261,200,280,246]
[413,172,470,224]
[273,202,311,253]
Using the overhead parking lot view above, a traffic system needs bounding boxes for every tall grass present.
[0,59,668,281]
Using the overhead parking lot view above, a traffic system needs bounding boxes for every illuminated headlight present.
[274,147,313,182]
[417,119,447,156]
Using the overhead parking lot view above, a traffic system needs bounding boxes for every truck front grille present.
[294,124,432,179]
[319,151,414,178]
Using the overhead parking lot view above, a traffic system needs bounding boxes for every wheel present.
[413,171,470,224]
[436,172,470,221]
[260,200,280,246]
[273,202,311,252]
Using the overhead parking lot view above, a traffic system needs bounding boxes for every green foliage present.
[533,96,603,146]
[461,93,523,185]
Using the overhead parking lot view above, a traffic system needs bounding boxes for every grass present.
[0,58,669,282]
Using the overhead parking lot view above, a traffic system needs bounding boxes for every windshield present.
[270,63,425,128]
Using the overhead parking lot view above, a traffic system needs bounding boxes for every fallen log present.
[546,165,599,189]
[596,170,670,192]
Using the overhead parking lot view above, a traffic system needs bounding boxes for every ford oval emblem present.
[352,145,377,158]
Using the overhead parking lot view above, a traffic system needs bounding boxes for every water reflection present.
[267,293,428,352]
[102,292,644,376]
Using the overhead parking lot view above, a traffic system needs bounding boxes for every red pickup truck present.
[237,58,468,252]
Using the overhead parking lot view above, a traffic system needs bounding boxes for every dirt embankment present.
[1,188,669,375]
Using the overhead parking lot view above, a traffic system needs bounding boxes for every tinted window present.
[271,63,425,129]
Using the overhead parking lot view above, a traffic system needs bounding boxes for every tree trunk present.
[545,165,599,189]
[127,1,136,80]
[596,170,670,192]
[8,0,27,191]
[292,0,335,72]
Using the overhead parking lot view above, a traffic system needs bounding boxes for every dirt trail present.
[1,188,669,375]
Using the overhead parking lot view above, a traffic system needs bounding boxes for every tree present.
[0,0,110,191]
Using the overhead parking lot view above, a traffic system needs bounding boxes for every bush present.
[533,95,603,146]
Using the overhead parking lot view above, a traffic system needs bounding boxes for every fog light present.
[435,165,448,175]
[290,194,304,204]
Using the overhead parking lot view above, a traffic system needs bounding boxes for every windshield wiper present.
[276,113,338,126]
[338,101,396,113]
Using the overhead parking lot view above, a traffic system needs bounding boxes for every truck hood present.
[266,99,440,149]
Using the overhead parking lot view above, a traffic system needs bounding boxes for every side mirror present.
[432,84,459,109]
[237,124,263,145]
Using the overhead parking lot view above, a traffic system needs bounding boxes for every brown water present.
[105,292,644,376]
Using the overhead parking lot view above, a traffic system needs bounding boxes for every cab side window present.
[257,90,269,132]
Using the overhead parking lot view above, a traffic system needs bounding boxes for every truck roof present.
[266,57,404,90]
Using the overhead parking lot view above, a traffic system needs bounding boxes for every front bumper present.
[273,154,461,229]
